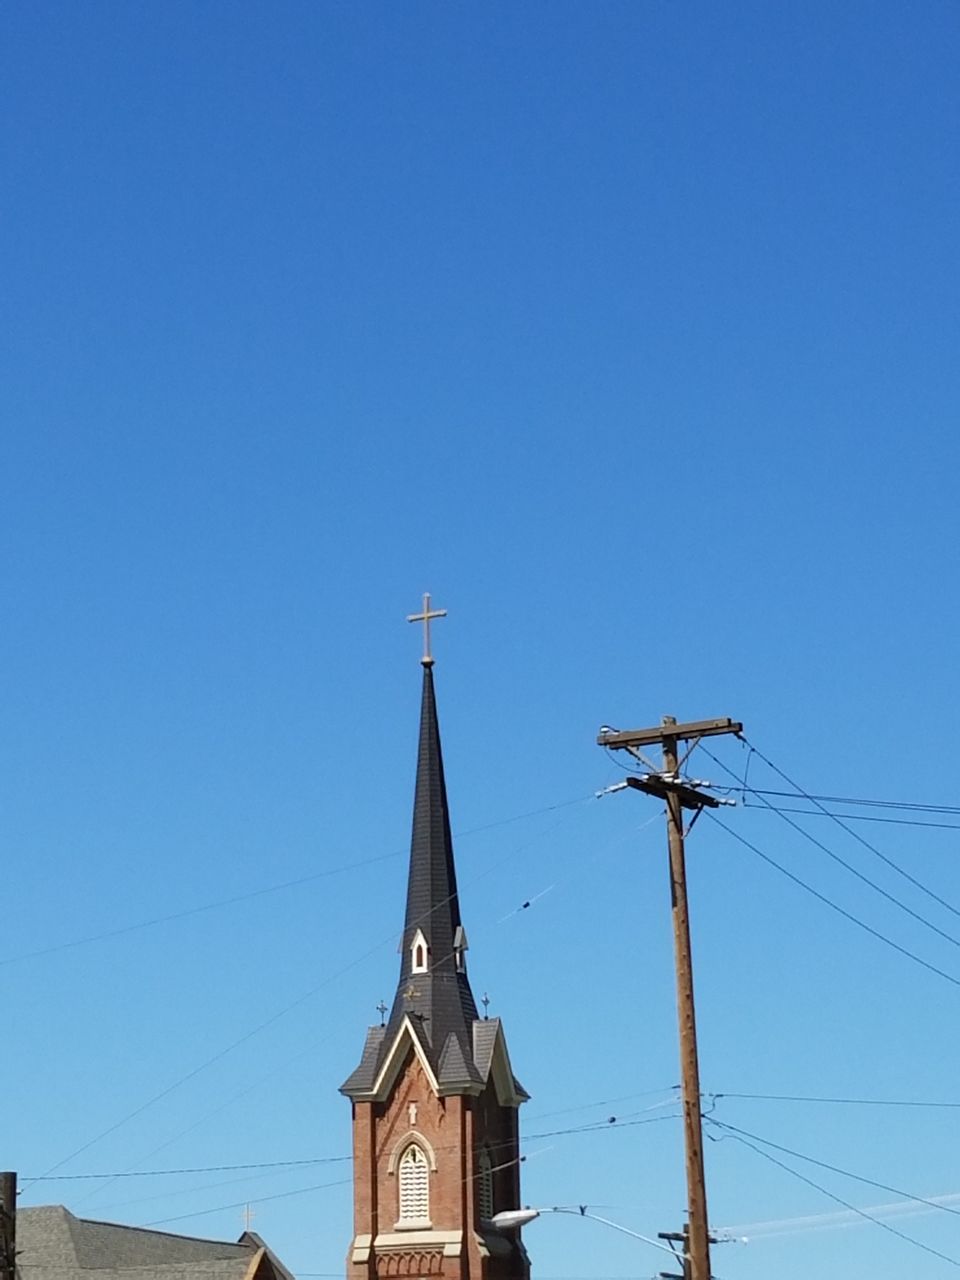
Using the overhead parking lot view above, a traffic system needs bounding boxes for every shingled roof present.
[17,1207,295,1280]
[341,664,526,1102]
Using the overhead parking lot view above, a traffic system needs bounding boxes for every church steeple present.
[340,608,530,1280]
[383,663,481,1084]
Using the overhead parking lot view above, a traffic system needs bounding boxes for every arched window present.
[398,1143,430,1226]
[477,1148,494,1222]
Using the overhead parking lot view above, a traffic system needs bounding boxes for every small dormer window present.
[453,924,468,974]
[410,928,429,974]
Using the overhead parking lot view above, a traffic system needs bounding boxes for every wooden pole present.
[661,721,710,1280]
[598,715,742,1280]
[0,1172,16,1280]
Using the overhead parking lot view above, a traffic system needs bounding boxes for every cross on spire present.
[407,592,447,667]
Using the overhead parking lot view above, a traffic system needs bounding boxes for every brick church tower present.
[341,638,531,1280]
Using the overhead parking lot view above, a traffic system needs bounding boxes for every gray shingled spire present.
[341,664,482,1096]
[387,665,479,1068]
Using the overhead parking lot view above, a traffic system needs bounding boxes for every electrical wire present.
[709,1118,960,1220]
[526,1110,681,1142]
[700,747,960,952]
[707,1119,960,1268]
[607,737,960,828]
[739,737,960,922]
[713,1091,960,1109]
[144,1175,354,1226]
[2,794,594,968]
[24,796,599,1191]
[738,805,960,832]
[730,787,960,817]
[706,812,960,989]
[527,1085,678,1122]
[719,1191,960,1241]
[66,1034,342,1212]
[141,1130,555,1229]
[138,1108,677,1229]
[25,1107,680,1196]
[27,1155,353,1181]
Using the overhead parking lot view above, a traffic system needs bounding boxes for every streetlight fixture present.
[487,1206,687,1263]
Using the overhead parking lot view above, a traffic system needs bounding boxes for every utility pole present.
[658,1223,724,1280]
[657,1227,688,1280]
[0,1172,16,1280]
[598,716,742,1280]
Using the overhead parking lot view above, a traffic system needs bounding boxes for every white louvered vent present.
[398,1144,430,1225]
[478,1148,493,1221]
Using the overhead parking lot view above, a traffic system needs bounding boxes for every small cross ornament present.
[481,992,490,1020]
[377,1000,388,1026]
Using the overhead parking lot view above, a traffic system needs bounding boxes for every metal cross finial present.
[377,1000,388,1026]
[481,992,490,1020]
[407,592,447,667]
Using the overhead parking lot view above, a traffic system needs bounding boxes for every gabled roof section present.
[339,1024,386,1096]
[369,1014,441,1099]
[437,1031,483,1093]
[472,1018,529,1106]
[17,1206,294,1280]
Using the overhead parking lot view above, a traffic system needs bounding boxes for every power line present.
[606,745,960,818]
[740,805,960,832]
[26,1156,353,1181]
[23,793,600,1192]
[2,794,592,968]
[527,1111,681,1142]
[713,1091,960,1109]
[707,1120,960,1269]
[739,736,960,923]
[137,1110,676,1230]
[701,746,960,952]
[709,1119,960,1220]
[144,1176,354,1226]
[706,812,960,990]
[27,1090,960,1189]
[140,1128,564,1228]
[25,1108,680,1189]
[527,1085,678,1122]
[732,787,960,817]
[75,793,640,1203]
[718,1191,960,1242]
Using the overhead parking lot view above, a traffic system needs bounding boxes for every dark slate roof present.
[16,1207,295,1280]
[471,1018,530,1103]
[471,1018,501,1083]
[437,1031,481,1091]
[339,1024,387,1096]
[342,665,482,1097]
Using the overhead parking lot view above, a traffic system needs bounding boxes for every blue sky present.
[3,2,960,1278]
